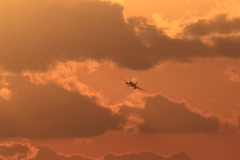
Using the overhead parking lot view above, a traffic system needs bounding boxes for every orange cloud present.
[0,143,93,160]
[74,138,93,145]
[0,142,38,160]
[183,14,240,37]
[31,145,93,160]
[22,60,113,108]
[104,151,196,160]
[224,67,240,83]
[0,87,12,101]
[23,61,103,95]
[127,16,211,61]
[120,94,220,133]
[238,116,240,129]
[0,69,15,86]
[0,77,123,139]
[1,0,240,72]
[0,0,151,72]
[0,73,236,139]
[0,142,197,160]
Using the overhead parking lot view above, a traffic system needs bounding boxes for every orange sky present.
[0,0,240,160]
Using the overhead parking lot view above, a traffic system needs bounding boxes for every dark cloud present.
[1,0,240,72]
[128,17,212,61]
[131,14,240,60]
[0,77,123,139]
[104,151,196,160]
[0,75,222,139]
[183,14,240,36]
[120,94,220,133]
[0,143,196,160]
[0,143,36,160]
[0,143,93,160]
[0,0,152,72]
[213,36,240,58]
[238,116,240,129]
[30,146,93,160]
[181,14,240,58]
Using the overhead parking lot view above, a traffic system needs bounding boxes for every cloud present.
[238,116,240,129]
[0,142,38,160]
[0,0,152,72]
[22,61,107,104]
[134,12,240,61]
[0,87,12,100]
[22,60,119,108]
[29,146,93,160]
[224,67,240,82]
[213,35,240,58]
[220,116,240,132]
[0,74,222,139]
[183,14,240,37]
[128,17,212,62]
[120,94,220,133]
[1,0,240,72]
[0,142,196,160]
[0,76,123,139]
[179,13,240,58]
[0,143,93,160]
[104,151,196,160]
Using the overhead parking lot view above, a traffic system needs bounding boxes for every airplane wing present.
[136,86,146,91]
[135,80,139,85]
[120,77,128,83]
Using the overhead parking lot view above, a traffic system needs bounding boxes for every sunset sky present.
[0,0,240,159]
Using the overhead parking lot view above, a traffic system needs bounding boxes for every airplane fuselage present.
[121,77,145,91]
[126,81,137,89]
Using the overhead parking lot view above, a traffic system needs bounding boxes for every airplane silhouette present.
[120,77,146,91]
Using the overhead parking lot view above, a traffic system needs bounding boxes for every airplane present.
[120,77,146,91]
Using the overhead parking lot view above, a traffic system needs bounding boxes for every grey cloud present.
[30,146,93,160]
[104,151,196,160]
[128,17,212,61]
[0,143,196,160]
[0,77,123,139]
[120,94,220,133]
[1,1,240,72]
[0,143,34,159]
[0,75,221,139]
[238,116,240,129]
[183,14,240,36]
[133,14,240,60]
[181,14,240,58]
[0,0,152,72]
[0,143,93,160]
[213,36,240,58]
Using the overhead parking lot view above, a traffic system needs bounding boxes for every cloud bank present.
[104,151,196,160]
[183,14,240,37]
[120,94,220,133]
[0,142,38,160]
[0,142,196,160]
[0,0,151,71]
[1,0,240,72]
[0,73,222,139]
[0,78,123,139]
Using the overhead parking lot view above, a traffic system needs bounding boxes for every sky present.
[0,0,240,159]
